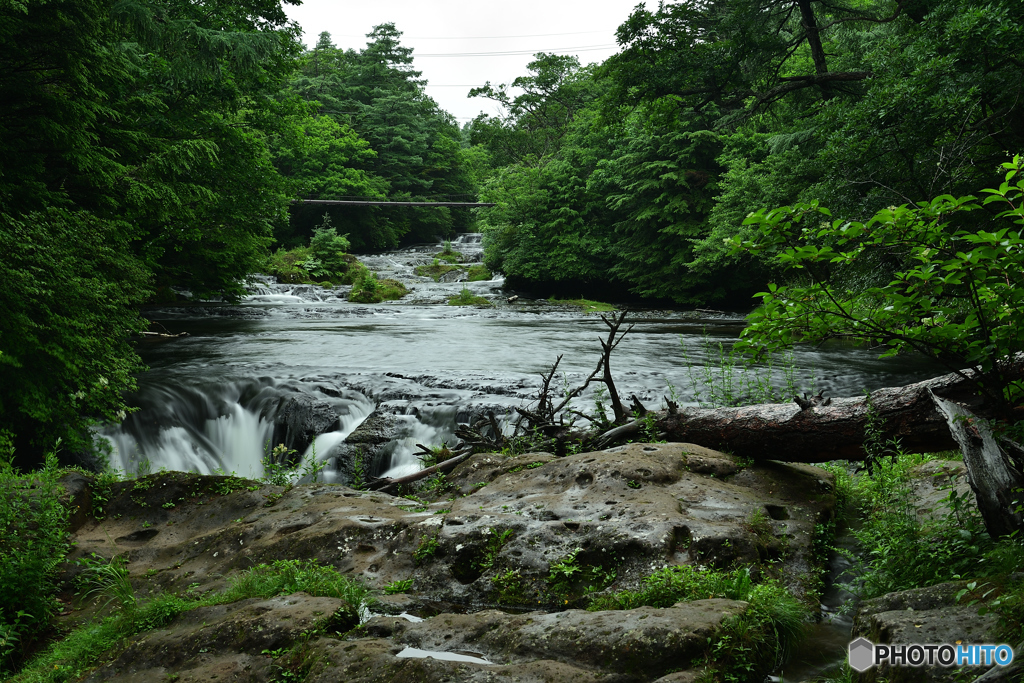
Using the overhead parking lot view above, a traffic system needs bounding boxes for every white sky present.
[283,0,647,123]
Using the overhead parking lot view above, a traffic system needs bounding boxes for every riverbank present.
[13,442,832,682]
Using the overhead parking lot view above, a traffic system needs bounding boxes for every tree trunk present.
[653,368,1001,463]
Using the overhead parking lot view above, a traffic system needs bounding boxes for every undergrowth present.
[9,559,370,683]
[447,287,492,307]
[845,451,1022,598]
[0,437,69,674]
[680,332,806,408]
[590,565,808,682]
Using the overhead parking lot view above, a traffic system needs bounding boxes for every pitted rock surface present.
[853,581,1003,683]
[416,443,833,603]
[64,444,834,606]
[81,593,348,682]
[364,598,746,673]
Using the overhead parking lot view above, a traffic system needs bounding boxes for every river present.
[100,233,940,483]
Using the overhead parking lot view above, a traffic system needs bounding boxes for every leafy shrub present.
[447,288,492,307]
[349,271,408,303]
[466,264,492,281]
[0,438,69,670]
[546,548,616,603]
[849,452,1004,598]
[735,156,1024,417]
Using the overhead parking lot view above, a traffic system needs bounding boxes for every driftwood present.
[930,391,1024,537]
[139,331,189,339]
[366,450,473,494]
[653,368,1010,463]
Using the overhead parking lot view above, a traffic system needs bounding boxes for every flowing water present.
[97,233,931,678]
[103,233,940,482]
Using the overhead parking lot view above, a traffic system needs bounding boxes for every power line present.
[415,44,618,57]
[329,29,613,40]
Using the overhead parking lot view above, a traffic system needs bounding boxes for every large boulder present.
[271,394,340,457]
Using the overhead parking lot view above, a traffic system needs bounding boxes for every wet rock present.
[852,581,1002,683]
[58,471,95,532]
[333,410,399,483]
[272,394,340,455]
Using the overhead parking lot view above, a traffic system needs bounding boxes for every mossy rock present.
[447,289,492,307]
[415,263,461,281]
[349,276,408,303]
[434,249,465,264]
[466,265,492,282]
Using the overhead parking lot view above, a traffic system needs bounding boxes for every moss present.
[447,288,492,307]
[548,297,617,313]
[466,265,491,281]
[414,262,460,281]
[348,272,408,303]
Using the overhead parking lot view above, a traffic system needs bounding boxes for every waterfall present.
[98,378,374,479]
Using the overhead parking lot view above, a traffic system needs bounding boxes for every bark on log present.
[367,451,472,494]
[930,390,1024,537]
[655,368,1001,463]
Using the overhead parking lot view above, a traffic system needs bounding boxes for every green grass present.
[547,297,617,313]
[447,288,492,307]
[844,450,1024,599]
[679,331,804,408]
[348,271,408,303]
[414,261,460,281]
[466,265,492,281]
[589,565,807,682]
[9,559,370,683]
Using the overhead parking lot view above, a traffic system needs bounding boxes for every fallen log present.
[655,368,1009,463]
[930,390,1024,537]
[366,450,472,494]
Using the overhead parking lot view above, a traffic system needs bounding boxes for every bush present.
[0,437,70,672]
[466,265,492,281]
[348,272,407,303]
[589,565,807,682]
[847,452,1018,598]
[447,288,492,307]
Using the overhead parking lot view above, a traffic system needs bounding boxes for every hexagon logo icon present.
[849,637,875,672]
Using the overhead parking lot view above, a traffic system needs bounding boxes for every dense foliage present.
[0,5,479,457]
[736,156,1024,416]
[0,440,69,671]
[279,26,479,250]
[474,0,1024,305]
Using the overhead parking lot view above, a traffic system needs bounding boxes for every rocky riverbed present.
[58,443,835,682]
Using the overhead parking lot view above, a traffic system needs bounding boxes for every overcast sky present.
[283,0,647,123]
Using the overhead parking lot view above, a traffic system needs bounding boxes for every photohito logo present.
[848,637,1014,672]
